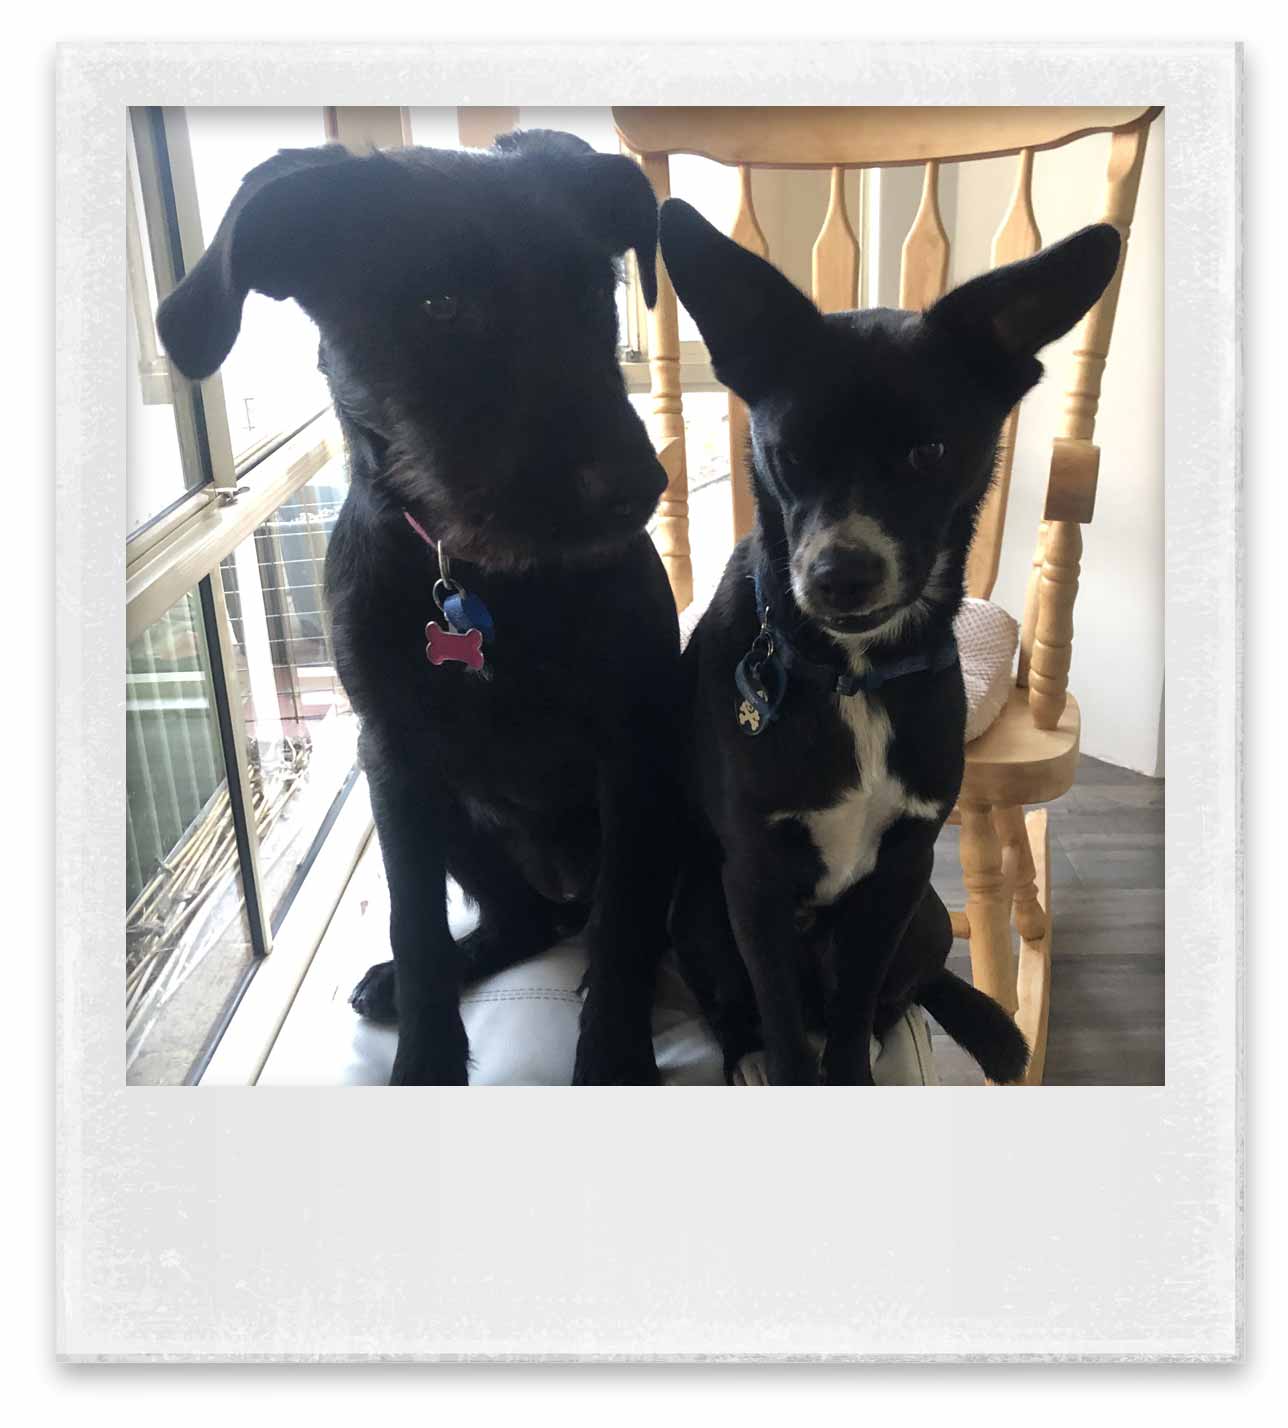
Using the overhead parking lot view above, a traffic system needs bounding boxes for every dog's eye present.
[908,442,945,472]
[421,295,459,324]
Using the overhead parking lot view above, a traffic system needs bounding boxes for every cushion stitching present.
[460,990,584,1006]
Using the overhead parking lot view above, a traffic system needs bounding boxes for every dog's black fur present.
[158,131,682,1084]
[659,199,1121,1086]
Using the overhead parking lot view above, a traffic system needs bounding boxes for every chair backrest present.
[612,105,1160,731]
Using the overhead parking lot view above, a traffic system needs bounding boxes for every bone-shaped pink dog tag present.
[425,621,485,671]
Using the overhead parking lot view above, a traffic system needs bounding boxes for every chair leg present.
[1013,810,1053,1085]
[959,800,1017,1017]
[994,804,1046,944]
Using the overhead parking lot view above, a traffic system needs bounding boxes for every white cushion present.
[957,597,1019,742]
[456,941,936,1086]
[677,573,719,652]
[678,588,1018,744]
[256,873,937,1085]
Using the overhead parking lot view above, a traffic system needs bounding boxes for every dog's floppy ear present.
[567,153,660,310]
[658,198,825,404]
[156,144,359,380]
[928,223,1122,361]
[496,131,660,308]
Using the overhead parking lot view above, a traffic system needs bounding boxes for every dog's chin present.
[566,513,660,561]
[447,519,649,575]
[817,606,900,636]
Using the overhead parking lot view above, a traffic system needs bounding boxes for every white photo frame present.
[56,41,1240,1361]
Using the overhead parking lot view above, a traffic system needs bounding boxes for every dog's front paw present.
[572,999,659,1085]
[770,1050,823,1085]
[732,1047,822,1085]
[388,1015,469,1085]
[821,1035,875,1086]
[350,960,398,1022]
[733,1051,770,1086]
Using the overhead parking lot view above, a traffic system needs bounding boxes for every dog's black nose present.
[811,546,888,613]
[580,459,668,523]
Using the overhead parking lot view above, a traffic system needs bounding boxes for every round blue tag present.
[442,591,495,641]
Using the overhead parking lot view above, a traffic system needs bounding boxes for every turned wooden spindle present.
[959,800,1017,1015]
[966,149,1040,600]
[726,164,769,542]
[1014,809,1053,1085]
[1017,519,1048,689]
[899,160,950,311]
[811,166,859,313]
[1024,120,1151,729]
[994,803,1046,943]
[1028,519,1083,728]
[639,152,693,611]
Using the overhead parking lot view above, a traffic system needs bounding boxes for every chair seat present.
[962,686,1081,806]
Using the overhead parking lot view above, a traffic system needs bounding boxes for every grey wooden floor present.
[929,754,1165,1086]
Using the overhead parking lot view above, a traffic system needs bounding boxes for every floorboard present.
[929,753,1165,1086]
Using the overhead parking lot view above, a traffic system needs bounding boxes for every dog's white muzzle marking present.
[790,511,903,618]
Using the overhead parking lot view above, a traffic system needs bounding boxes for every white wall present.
[941,120,1165,776]
[754,121,1165,776]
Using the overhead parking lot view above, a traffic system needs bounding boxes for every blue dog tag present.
[442,590,494,641]
[734,648,787,736]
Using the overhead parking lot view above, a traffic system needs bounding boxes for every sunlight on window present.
[187,108,331,462]
[127,127,199,536]
[126,588,256,1085]
[218,458,359,927]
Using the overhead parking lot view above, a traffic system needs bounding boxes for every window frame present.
[125,104,389,1085]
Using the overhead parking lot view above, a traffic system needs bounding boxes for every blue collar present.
[734,570,959,736]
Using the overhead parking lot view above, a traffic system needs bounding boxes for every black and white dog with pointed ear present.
[661,198,1122,1086]
[159,131,683,1084]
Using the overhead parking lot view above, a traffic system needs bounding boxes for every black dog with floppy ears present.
[158,131,682,1085]
[660,198,1122,1086]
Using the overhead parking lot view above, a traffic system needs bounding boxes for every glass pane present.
[186,108,331,463]
[218,455,358,927]
[126,587,256,1085]
[127,125,201,537]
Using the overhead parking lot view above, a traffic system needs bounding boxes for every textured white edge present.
[55,42,1240,1363]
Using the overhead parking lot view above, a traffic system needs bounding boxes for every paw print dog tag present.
[734,646,787,737]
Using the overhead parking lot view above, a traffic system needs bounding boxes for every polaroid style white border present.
[56,42,1240,1362]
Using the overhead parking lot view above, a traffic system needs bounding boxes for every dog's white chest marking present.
[774,692,941,905]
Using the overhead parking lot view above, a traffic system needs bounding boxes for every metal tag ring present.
[433,577,466,615]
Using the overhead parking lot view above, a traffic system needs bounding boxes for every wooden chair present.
[613,105,1162,1084]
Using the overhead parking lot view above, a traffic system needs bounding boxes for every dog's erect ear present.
[156,145,362,380]
[928,223,1122,361]
[658,198,825,403]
